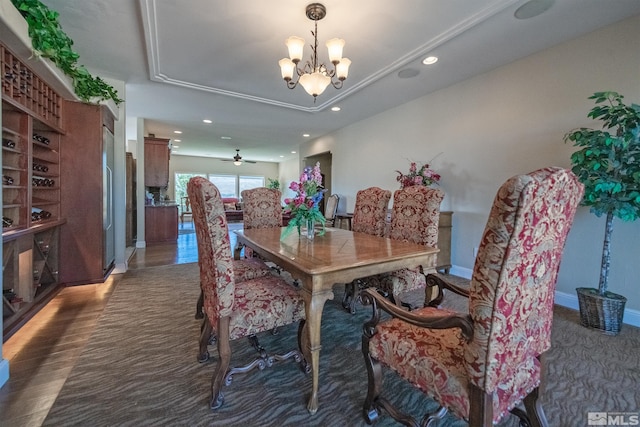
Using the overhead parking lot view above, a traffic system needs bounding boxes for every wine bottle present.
[2,138,16,148]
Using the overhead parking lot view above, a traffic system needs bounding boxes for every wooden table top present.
[235,227,439,283]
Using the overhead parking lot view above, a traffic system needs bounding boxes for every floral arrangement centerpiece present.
[282,162,326,240]
[395,161,441,189]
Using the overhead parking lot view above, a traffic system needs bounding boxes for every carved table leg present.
[300,286,334,414]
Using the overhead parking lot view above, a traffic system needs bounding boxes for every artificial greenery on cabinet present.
[10,0,122,104]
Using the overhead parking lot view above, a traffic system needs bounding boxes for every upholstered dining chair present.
[188,177,307,410]
[240,186,284,261]
[241,187,283,229]
[369,185,444,309]
[323,193,340,227]
[360,167,583,427]
[342,187,391,314]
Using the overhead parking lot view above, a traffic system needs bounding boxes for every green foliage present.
[564,91,640,222]
[267,178,280,190]
[11,0,123,104]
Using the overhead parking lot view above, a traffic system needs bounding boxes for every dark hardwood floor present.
[0,220,217,427]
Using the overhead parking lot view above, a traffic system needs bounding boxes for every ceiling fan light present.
[299,72,331,97]
[285,36,305,62]
[233,160,242,166]
[336,57,351,80]
[326,38,345,63]
[279,58,295,80]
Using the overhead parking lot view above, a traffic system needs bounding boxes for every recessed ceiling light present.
[303,133,310,137]
[174,130,182,134]
[291,151,296,154]
[173,139,181,142]
[203,119,212,124]
[172,145,180,148]
[221,136,232,140]
[280,155,285,158]
[422,56,438,65]
[331,106,341,112]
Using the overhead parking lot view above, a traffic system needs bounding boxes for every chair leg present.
[198,315,213,363]
[522,387,548,427]
[210,316,231,410]
[362,335,383,424]
[195,287,204,319]
[468,384,494,427]
[342,281,358,314]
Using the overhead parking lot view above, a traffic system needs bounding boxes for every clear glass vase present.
[305,218,315,240]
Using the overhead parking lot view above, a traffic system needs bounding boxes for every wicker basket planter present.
[576,287,627,336]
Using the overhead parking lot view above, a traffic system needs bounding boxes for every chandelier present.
[278,3,351,101]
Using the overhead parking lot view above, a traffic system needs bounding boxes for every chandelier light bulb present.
[336,58,351,80]
[278,58,295,80]
[299,72,331,97]
[285,36,305,62]
[326,38,345,63]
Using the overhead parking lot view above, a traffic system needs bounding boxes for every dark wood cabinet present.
[144,137,170,187]
[59,101,115,285]
[145,205,178,245]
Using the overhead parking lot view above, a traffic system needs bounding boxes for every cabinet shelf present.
[2,165,24,172]
[1,145,22,154]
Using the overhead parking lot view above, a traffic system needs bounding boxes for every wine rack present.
[2,42,65,338]
[2,224,61,333]
[1,43,63,130]
[2,111,27,231]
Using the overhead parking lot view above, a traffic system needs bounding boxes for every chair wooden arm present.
[361,288,474,342]
[425,273,470,307]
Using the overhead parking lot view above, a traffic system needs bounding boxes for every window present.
[239,176,265,196]
[207,174,265,199]
[208,174,237,198]
[175,173,206,214]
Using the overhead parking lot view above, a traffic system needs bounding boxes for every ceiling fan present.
[221,149,256,165]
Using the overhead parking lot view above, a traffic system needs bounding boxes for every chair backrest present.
[324,194,340,221]
[187,177,235,320]
[388,186,444,247]
[465,167,584,393]
[352,187,392,237]
[241,187,283,229]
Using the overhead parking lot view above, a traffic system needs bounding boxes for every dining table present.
[234,226,439,414]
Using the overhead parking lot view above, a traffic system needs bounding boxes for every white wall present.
[300,16,640,313]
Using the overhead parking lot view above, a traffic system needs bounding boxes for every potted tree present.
[564,91,640,335]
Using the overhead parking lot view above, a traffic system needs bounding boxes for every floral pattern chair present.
[342,187,391,314]
[187,177,307,410]
[241,187,283,229]
[370,185,444,309]
[240,186,284,261]
[351,187,392,237]
[360,167,584,427]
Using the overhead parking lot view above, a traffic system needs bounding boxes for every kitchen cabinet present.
[144,137,170,187]
[145,205,178,245]
[59,101,115,285]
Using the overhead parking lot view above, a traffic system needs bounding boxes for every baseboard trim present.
[0,359,9,389]
[448,265,640,328]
